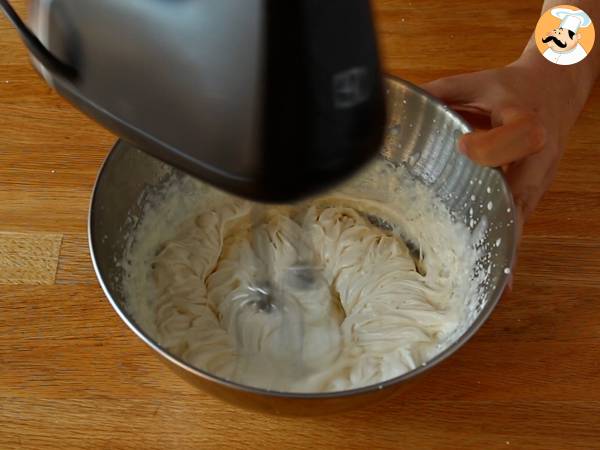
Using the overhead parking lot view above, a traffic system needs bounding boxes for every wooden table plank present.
[1,398,599,450]
[1,0,599,449]
[0,232,62,284]
[55,233,96,285]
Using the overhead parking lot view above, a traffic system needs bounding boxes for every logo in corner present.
[535,5,595,66]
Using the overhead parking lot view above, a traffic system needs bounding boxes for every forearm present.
[518,0,599,123]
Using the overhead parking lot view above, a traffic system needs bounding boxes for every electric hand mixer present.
[1,0,387,336]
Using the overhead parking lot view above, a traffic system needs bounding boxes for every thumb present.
[421,72,488,106]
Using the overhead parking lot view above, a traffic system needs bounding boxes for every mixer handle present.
[0,0,77,80]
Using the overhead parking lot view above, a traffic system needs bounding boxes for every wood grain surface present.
[1,1,599,449]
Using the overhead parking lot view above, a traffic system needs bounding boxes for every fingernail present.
[457,139,468,154]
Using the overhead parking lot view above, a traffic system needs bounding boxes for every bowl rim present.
[88,75,518,399]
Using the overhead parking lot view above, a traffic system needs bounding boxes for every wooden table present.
[1,1,599,448]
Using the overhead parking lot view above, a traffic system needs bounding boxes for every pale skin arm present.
[422,1,599,269]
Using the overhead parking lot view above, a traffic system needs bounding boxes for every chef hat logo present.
[534,5,595,66]
[551,7,592,33]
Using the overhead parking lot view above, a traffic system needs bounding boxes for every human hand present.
[422,54,592,255]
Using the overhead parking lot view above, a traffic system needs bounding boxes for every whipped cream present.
[123,160,478,392]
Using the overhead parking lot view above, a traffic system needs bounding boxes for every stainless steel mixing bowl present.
[89,76,517,415]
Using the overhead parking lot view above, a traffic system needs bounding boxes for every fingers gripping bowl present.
[89,77,517,415]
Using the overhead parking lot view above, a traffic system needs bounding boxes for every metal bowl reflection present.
[89,76,517,415]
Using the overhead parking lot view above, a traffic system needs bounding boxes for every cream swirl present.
[130,193,465,392]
